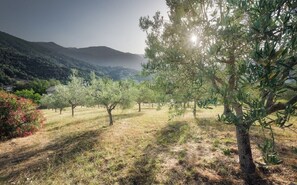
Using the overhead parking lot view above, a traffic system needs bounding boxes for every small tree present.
[134,82,155,112]
[40,92,68,114]
[89,77,134,125]
[58,71,87,117]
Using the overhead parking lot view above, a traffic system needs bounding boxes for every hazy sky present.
[0,0,168,54]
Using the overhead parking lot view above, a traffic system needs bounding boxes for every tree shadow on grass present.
[119,117,274,185]
[0,129,102,183]
[46,115,103,132]
[47,112,144,132]
[194,118,277,184]
[119,121,190,185]
[112,112,144,121]
[119,120,252,184]
[164,153,272,185]
[195,118,234,132]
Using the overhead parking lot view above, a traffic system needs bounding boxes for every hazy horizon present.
[0,0,168,54]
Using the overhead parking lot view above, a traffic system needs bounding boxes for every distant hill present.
[0,31,145,85]
[34,43,146,70]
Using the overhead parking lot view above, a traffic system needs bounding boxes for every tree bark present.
[59,108,62,115]
[236,124,256,183]
[71,104,75,117]
[223,103,231,115]
[234,104,256,183]
[193,99,197,118]
[107,109,113,126]
[138,102,141,112]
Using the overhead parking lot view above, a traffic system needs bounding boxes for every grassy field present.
[0,105,296,184]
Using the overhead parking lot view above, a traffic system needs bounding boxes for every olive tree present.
[57,71,87,117]
[140,0,297,182]
[40,92,68,114]
[134,82,155,112]
[89,77,134,125]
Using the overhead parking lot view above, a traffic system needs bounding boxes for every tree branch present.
[285,85,297,91]
[265,92,275,109]
[267,95,297,114]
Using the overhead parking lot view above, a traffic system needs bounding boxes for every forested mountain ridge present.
[0,31,144,85]
[34,43,145,70]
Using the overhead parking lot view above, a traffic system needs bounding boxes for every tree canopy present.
[88,75,135,125]
[140,0,297,182]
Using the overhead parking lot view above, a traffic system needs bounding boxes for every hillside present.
[0,106,296,184]
[35,43,145,70]
[0,31,145,85]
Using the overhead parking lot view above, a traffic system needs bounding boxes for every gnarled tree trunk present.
[234,104,256,183]
[107,109,113,126]
[193,99,197,118]
[223,103,231,115]
[71,104,76,117]
[236,124,256,183]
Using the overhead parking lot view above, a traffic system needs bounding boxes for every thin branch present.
[267,95,297,114]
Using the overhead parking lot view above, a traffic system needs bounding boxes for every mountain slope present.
[0,31,144,85]
[34,43,145,70]
[66,46,145,70]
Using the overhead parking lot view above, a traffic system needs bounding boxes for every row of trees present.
[140,0,297,183]
[40,72,156,125]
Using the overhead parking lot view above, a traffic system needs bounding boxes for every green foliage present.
[197,97,218,109]
[15,89,41,104]
[0,91,44,140]
[222,148,232,156]
[89,77,135,109]
[40,71,87,116]
[27,79,60,95]
[134,82,155,104]
[88,73,136,124]
[64,71,87,106]
[40,92,68,113]
[140,0,297,179]
[0,49,71,84]
[258,139,282,165]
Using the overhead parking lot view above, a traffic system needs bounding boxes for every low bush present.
[15,89,41,104]
[0,91,45,140]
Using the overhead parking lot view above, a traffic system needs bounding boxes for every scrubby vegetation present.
[15,89,41,104]
[0,91,44,140]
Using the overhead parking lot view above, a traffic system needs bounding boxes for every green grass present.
[0,105,296,184]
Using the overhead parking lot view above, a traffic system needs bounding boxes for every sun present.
[190,34,197,45]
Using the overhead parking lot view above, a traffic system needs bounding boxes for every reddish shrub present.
[0,91,45,140]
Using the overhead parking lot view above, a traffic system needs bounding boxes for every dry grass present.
[0,105,296,184]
